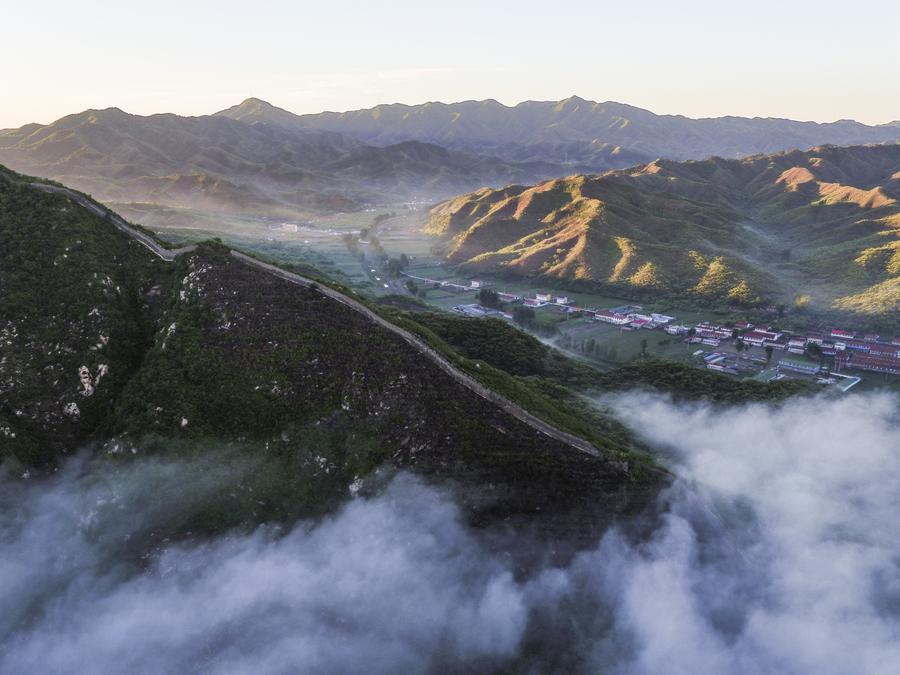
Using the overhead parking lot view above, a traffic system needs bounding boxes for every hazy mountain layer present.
[427,144,900,313]
[299,95,900,170]
[0,103,558,223]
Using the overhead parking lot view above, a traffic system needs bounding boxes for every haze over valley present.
[0,100,558,226]
[3,95,899,321]
[4,95,900,229]
[3,2,900,672]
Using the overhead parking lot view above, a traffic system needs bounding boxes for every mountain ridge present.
[426,143,900,316]
[0,105,559,225]
[1,166,664,529]
[5,96,899,227]
[297,95,900,170]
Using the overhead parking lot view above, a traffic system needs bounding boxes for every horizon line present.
[4,94,900,130]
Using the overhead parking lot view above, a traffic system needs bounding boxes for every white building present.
[594,310,630,325]
[628,313,653,323]
[742,329,782,347]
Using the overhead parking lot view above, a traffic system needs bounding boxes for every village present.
[400,271,900,390]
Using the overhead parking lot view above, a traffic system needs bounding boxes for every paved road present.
[232,251,603,458]
[28,180,603,458]
[29,183,196,261]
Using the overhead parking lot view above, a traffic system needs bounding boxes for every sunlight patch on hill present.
[776,166,816,189]
[833,276,900,313]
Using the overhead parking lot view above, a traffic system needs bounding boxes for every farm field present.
[556,318,701,364]
[152,206,426,295]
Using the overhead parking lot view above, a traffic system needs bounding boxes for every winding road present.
[33,182,602,459]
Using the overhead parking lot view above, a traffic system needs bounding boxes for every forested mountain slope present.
[0,167,660,525]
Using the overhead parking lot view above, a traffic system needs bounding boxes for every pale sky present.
[3,0,898,129]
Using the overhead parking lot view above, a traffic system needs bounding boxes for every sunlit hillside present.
[427,144,900,312]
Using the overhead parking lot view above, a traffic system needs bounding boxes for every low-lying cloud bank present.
[1,393,898,674]
[604,392,900,675]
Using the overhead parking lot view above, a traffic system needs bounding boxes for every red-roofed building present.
[742,329,782,347]
[869,344,900,358]
[831,328,856,340]
[836,353,900,376]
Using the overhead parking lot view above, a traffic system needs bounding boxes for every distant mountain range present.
[427,143,900,317]
[0,102,556,225]
[298,95,900,170]
[3,97,899,228]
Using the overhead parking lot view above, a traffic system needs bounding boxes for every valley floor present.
[133,203,900,395]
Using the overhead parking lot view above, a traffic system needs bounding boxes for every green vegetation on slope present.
[0,171,168,464]
[377,311,813,474]
[592,359,815,404]
[408,312,588,381]
[405,311,813,404]
[2,170,666,529]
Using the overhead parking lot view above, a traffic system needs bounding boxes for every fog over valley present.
[3,4,900,671]
[3,393,898,674]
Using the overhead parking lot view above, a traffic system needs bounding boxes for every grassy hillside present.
[405,311,813,404]
[427,144,900,315]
